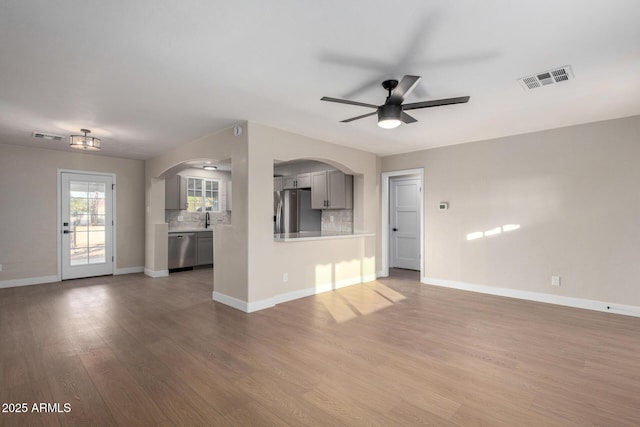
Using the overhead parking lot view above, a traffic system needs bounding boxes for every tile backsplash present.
[166,210,230,230]
[321,209,353,233]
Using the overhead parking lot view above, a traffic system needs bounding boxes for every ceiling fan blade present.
[321,96,378,109]
[387,75,421,105]
[403,96,470,111]
[401,112,417,124]
[341,111,378,123]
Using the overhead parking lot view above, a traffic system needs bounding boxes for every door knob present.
[392,228,398,232]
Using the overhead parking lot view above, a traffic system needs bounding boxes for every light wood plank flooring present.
[1,268,639,426]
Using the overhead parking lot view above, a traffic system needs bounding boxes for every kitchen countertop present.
[168,228,213,233]
[274,231,375,242]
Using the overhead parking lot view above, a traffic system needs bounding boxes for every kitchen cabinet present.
[311,170,353,209]
[274,177,283,192]
[169,230,214,269]
[283,176,296,189]
[282,173,311,189]
[311,171,328,209]
[197,231,213,266]
[165,174,188,210]
[296,173,311,188]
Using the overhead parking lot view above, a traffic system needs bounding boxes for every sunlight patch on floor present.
[318,281,406,323]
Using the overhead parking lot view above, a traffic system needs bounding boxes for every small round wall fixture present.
[70,129,101,151]
[233,125,243,137]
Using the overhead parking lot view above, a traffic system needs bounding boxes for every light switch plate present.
[551,276,561,286]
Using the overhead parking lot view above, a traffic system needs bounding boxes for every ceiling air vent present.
[518,65,574,90]
[32,132,63,141]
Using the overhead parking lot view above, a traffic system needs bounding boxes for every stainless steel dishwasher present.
[168,232,197,269]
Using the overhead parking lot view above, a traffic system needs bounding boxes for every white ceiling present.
[1,1,639,160]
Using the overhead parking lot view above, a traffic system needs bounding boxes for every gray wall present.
[382,115,640,307]
[0,143,145,285]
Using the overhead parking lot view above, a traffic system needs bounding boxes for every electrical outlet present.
[283,273,288,282]
[551,276,561,286]
[177,215,184,222]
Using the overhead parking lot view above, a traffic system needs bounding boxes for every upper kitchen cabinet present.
[296,172,311,188]
[282,173,311,189]
[311,170,353,209]
[274,177,283,192]
[165,174,188,210]
[311,171,327,209]
[283,176,295,189]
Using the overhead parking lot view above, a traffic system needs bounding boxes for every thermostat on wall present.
[439,202,449,210]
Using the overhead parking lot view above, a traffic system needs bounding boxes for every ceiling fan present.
[321,75,470,129]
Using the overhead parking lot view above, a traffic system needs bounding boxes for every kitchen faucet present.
[205,211,210,228]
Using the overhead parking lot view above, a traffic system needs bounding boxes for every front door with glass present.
[61,172,114,280]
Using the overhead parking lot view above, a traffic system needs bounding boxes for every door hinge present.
[112,220,114,226]
[112,184,115,190]
[112,256,114,262]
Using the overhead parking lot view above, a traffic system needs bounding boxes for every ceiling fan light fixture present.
[377,105,402,129]
[321,75,469,128]
[69,129,101,151]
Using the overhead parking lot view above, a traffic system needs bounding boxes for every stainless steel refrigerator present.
[274,189,321,234]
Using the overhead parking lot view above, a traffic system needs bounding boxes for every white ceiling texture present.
[1,1,639,160]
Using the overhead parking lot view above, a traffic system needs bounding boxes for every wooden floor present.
[1,268,639,426]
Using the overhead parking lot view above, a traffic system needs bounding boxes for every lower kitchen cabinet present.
[168,231,213,269]
[197,232,213,266]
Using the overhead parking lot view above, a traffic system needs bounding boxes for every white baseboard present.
[213,275,373,313]
[0,275,59,289]
[0,267,145,289]
[423,277,640,318]
[246,297,277,313]
[144,268,169,278]
[212,291,274,313]
[115,266,144,275]
[362,274,377,283]
[334,276,361,289]
[274,279,364,306]
[376,270,387,278]
[275,286,326,305]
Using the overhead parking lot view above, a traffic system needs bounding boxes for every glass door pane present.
[61,173,113,279]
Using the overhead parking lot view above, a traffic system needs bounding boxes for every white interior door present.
[61,172,114,280]
[390,177,421,270]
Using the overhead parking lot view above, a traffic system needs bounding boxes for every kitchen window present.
[187,177,220,212]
